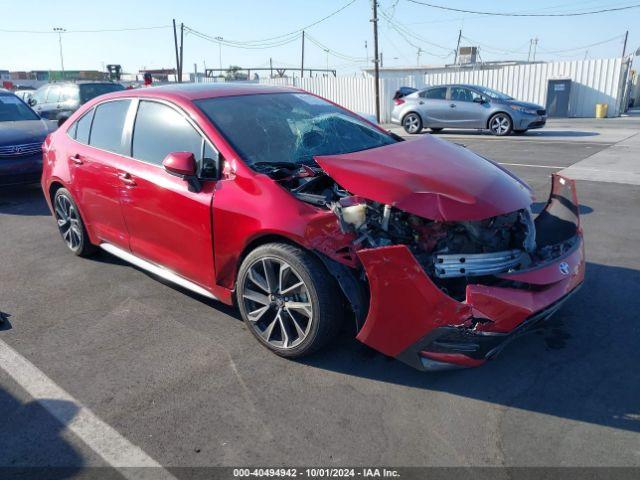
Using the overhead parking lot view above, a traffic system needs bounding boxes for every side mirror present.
[162,152,201,192]
[28,98,37,106]
[473,96,485,104]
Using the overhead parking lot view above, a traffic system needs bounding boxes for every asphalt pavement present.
[1,115,639,476]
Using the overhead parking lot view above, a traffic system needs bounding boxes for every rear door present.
[117,99,217,288]
[416,87,451,127]
[66,99,132,248]
[447,86,488,128]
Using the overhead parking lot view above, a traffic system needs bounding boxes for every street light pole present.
[53,27,66,77]
[324,49,329,74]
[215,37,223,70]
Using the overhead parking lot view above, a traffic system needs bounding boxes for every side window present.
[88,100,131,155]
[33,86,49,104]
[423,87,447,100]
[201,141,219,179]
[132,101,204,166]
[60,86,78,102]
[46,86,61,103]
[74,109,94,144]
[450,87,480,102]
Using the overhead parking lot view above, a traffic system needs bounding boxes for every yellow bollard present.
[595,103,608,118]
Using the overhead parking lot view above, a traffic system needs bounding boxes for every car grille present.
[537,109,546,116]
[0,142,42,157]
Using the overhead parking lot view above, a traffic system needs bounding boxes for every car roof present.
[105,82,301,102]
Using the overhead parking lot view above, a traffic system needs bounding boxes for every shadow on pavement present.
[302,261,640,434]
[0,185,50,216]
[0,388,84,477]
[417,129,600,138]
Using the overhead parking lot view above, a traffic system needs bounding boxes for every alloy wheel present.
[54,194,82,250]
[403,114,421,134]
[490,114,511,135]
[241,257,314,350]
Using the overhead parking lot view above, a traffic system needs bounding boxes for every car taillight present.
[394,98,405,105]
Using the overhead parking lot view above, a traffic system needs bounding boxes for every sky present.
[0,0,638,75]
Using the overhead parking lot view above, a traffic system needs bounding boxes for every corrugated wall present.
[253,58,625,121]
[424,58,625,117]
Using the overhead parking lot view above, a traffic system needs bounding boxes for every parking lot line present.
[498,162,565,169]
[0,339,176,480]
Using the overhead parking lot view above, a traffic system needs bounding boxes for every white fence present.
[196,57,629,122]
[423,58,628,118]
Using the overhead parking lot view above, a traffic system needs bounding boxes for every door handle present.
[69,153,83,165]
[118,172,137,186]
[450,103,456,108]
[419,101,424,105]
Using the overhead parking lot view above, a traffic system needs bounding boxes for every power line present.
[186,27,302,49]
[0,25,171,34]
[195,0,356,46]
[404,0,640,17]
[305,34,368,62]
[537,34,625,53]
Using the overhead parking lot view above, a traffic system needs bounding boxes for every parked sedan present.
[41,84,583,371]
[0,89,57,187]
[29,81,125,125]
[392,84,547,136]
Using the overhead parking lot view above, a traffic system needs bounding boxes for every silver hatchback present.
[391,84,547,136]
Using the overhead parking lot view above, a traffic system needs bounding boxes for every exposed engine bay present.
[260,162,576,301]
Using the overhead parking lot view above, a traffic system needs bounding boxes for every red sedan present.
[41,83,584,371]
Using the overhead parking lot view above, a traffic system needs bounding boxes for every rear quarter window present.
[71,109,95,144]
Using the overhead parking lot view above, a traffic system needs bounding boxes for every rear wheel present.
[53,188,96,257]
[237,243,343,358]
[488,113,513,136]
[402,113,423,134]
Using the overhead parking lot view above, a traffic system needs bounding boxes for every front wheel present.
[402,113,423,134]
[488,113,513,136]
[237,243,343,358]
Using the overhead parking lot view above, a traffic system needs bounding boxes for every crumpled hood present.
[0,120,56,147]
[314,135,533,221]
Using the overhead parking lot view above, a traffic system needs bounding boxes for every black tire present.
[488,113,513,136]
[430,127,443,133]
[52,188,96,257]
[402,112,423,134]
[236,243,343,358]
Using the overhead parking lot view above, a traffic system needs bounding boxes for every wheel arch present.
[486,110,513,129]
[232,233,367,331]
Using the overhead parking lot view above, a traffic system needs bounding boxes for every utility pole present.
[417,47,422,66]
[301,30,305,78]
[179,23,184,83]
[527,39,532,62]
[173,19,181,83]
[532,37,539,62]
[365,40,369,65]
[215,37,223,70]
[324,49,330,73]
[270,57,273,78]
[454,29,462,65]
[622,30,629,58]
[371,0,380,123]
[53,27,66,77]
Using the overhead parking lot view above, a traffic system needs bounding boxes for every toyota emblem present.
[13,146,23,154]
[559,262,570,275]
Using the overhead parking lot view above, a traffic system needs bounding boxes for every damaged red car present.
[41,84,584,371]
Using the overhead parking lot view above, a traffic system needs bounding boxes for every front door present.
[117,99,217,289]
[447,87,488,128]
